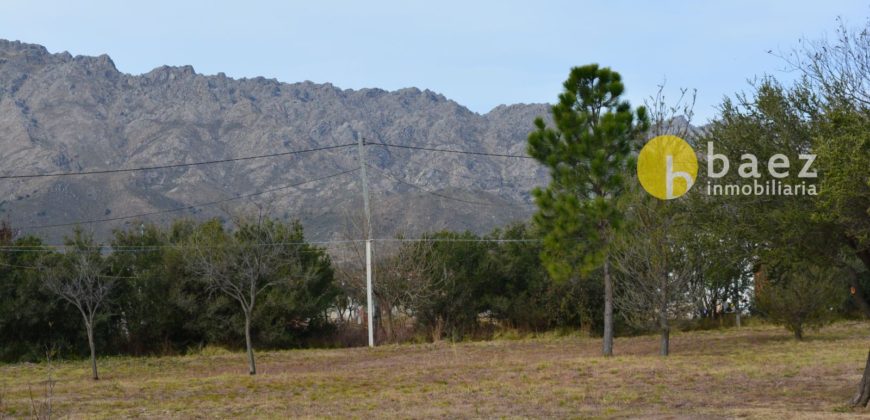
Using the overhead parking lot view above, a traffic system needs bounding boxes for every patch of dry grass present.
[1,321,869,418]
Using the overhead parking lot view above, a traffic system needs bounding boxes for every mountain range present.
[0,39,549,243]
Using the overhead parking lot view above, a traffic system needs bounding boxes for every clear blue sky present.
[2,0,867,122]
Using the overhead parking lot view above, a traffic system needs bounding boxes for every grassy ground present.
[1,321,869,419]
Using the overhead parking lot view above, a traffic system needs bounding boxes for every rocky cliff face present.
[0,40,548,242]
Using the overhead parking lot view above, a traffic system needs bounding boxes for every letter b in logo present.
[637,135,698,200]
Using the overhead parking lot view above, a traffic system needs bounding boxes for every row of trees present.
[523,18,868,404]
[0,217,338,378]
[6,211,839,376]
[337,225,602,343]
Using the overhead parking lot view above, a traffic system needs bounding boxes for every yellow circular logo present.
[637,135,698,200]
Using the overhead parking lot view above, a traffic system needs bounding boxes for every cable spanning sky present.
[1,1,867,123]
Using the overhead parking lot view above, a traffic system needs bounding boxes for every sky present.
[1,0,867,123]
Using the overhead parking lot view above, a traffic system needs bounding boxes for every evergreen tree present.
[528,64,648,356]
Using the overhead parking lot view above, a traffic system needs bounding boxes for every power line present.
[366,163,534,208]
[369,141,536,159]
[0,261,138,278]
[369,165,494,206]
[18,168,358,230]
[2,138,537,234]
[374,237,542,243]
[0,247,340,254]
[0,143,356,179]
[0,237,543,253]
[319,139,536,208]
[0,240,363,250]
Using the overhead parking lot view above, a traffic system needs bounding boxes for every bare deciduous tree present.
[779,16,870,108]
[40,230,111,380]
[185,214,312,375]
[645,81,697,140]
[377,239,447,342]
[613,197,695,356]
[334,208,446,343]
[611,81,700,356]
[332,209,370,327]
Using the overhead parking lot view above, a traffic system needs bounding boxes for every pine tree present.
[528,64,648,356]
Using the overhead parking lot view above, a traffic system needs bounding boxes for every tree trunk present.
[852,349,870,407]
[709,297,716,319]
[244,313,256,375]
[793,325,803,340]
[603,257,614,357]
[659,304,670,357]
[85,321,98,380]
[848,277,870,318]
[846,240,870,407]
[735,304,741,328]
[660,328,670,356]
[385,306,395,343]
[733,288,742,328]
[845,240,870,316]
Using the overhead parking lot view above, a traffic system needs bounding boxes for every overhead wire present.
[364,164,513,207]
[0,261,138,278]
[0,143,356,179]
[368,140,536,159]
[18,168,358,230]
[5,138,540,233]
[0,237,544,254]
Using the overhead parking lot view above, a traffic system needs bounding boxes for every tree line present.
[0,216,341,377]
[0,209,863,378]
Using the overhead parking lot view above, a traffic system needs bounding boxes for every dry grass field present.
[2,321,870,419]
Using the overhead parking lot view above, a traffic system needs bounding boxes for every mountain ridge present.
[0,39,548,242]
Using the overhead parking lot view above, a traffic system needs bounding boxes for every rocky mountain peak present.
[0,39,552,242]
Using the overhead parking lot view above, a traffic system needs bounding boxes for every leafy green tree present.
[106,221,216,355]
[251,224,337,349]
[404,231,491,341]
[159,219,232,350]
[528,64,648,356]
[695,78,857,317]
[386,225,600,338]
[683,224,754,324]
[695,19,870,405]
[755,263,844,339]
[814,106,870,275]
[107,223,175,355]
[482,223,552,330]
[0,226,82,362]
[796,33,870,405]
